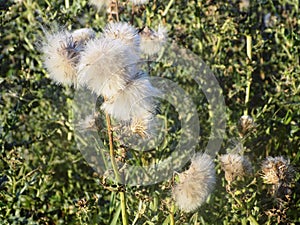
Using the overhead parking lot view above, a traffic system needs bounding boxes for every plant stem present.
[146,6,151,26]
[115,0,119,22]
[105,112,121,182]
[162,0,174,17]
[170,201,175,225]
[244,70,252,116]
[119,191,129,225]
[228,190,243,207]
[105,112,128,225]
[105,1,124,223]
[65,0,69,9]
[244,35,252,116]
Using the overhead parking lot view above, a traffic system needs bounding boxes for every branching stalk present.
[105,112,128,225]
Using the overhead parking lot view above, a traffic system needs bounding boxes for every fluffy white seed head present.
[130,0,149,5]
[78,113,98,131]
[101,73,160,121]
[157,24,168,40]
[172,153,216,213]
[41,30,83,86]
[140,25,168,55]
[238,115,256,137]
[77,37,138,97]
[219,153,252,183]
[103,22,141,75]
[103,22,140,50]
[72,28,96,44]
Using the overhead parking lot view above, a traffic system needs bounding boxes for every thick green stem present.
[105,112,128,225]
[244,35,252,116]
[65,0,69,9]
[162,0,174,17]
[119,191,129,225]
[244,70,252,116]
[146,6,151,27]
[170,202,175,225]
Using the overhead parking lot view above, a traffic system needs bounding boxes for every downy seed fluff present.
[172,153,216,212]
[41,30,83,86]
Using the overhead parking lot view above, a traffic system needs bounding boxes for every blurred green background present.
[0,0,299,224]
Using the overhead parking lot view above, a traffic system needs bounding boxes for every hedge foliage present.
[1,0,299,224]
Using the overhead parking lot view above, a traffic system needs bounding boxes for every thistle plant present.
[38,1,168,223]
[139,25,168,56]
[261,156,295,198]
[172,153,216,213]
[40,29,91,86]
[219,153,252,185]
[2,0,300,224]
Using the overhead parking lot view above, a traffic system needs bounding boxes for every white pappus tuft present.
[78,113,98,131]
[140,25,168,55]
[219,153,252,184]
[172,153,216,213]
[102,22,141,76]
[102,22,140,50]
[72,28,96,44]
[40,30,83,86]
[101,72,160,122]
[77,36,138,97]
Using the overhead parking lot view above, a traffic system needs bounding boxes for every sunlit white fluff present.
[41,30,83,86]
[129,116,153,138]
[89,0,110,11]
[72,28,96,44]
[238,115,256,137]
[78,113,98,131]
[172,153,216,212]
[101,73,159,121]
[140,25,168,55]
[103,22,140,49]
[77,37,136,97]
[130,0,149,5]
[103,22,140,75]
[219,153,252,183]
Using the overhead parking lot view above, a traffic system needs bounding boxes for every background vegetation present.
[1,0,299,224]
